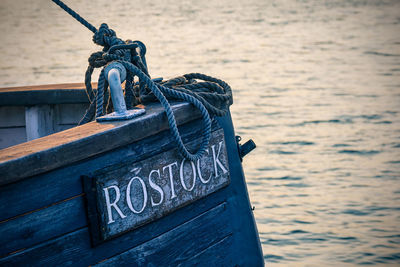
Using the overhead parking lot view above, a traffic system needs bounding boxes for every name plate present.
[83,128,230,245]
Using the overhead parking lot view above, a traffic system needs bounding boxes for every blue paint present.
[0,105,263,265]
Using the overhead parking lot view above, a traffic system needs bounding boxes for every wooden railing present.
[0,85,200,185]
[0,83,94,149]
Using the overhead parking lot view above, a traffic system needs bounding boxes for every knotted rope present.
[52,0,233,161]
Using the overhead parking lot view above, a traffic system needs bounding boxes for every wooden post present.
[25,105,55,141]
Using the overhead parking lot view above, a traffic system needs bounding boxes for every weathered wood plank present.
[0,119,218,222]
[56,103,89,125]
[0,195,87,257]
[0,199,229,266]
[0,106,25,127]
[0,127,26,150]
[179,235,234,266]
[0,108,264,266]
[25,105,56,141]
[84,128,229,244]
[94,202,231,266]
[0,83,95,92]
[0,102,201,186]
[214,114,265,266]
[56,124,77,132]
[0,83,95,106]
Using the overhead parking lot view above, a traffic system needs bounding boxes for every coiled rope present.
[51,0,233,161]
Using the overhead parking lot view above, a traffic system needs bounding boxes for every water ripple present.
[278,183,310,188]
[269,150,298,155]
[364,51,400,57]
[332,143,351,147]
[292,220,314,224]
[374,253,400,263]
[338,150,381,156]
[292,119,350,126]
[342,209,370,216]
[264,254,285,263]
[270,141,315,146]
[261,176,303,181]
[285,229,309,235]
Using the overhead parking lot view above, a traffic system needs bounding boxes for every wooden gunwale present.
[0,83,201,186]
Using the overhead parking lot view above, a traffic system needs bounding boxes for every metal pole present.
[96,62,145,122]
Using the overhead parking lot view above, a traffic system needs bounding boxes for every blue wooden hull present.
[0,86,263,266]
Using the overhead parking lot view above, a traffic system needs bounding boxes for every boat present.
[0,82,263,266]
[0,0,264,265]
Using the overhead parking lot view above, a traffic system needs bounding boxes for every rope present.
[51,0,233,161]
[120,61,212,162]
[51,0,97,33]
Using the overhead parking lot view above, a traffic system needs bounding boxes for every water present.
[1,0,400,265]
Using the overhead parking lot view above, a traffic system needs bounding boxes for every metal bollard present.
[96,62,145,122]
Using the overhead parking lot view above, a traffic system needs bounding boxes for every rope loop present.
[88,51,107,68]
[120,60,212,161]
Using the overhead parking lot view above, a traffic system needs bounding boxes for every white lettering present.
[179,159,196,191]
[126,176,148,214]
[149,169,164,206]
[163,162,178,199]
[211,141,228,177]
[103,185,126,224]
[100,138,229,226]
[197,149,212,184]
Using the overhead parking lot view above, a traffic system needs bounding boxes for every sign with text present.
[83,129,230,245]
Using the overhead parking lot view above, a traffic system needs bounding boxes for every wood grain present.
[179,234,234,266]
[0,102,201,186]
[0,195,87,257]
[0,199,229,266]
[0,83,94,106]
[84,128,229,243]
[0,118,215,222]
[94,203,231,266]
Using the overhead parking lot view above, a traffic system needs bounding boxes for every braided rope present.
[96,69,106,118]
[51,0,97,33]
[51,0,233,161]
[120,61,212,161]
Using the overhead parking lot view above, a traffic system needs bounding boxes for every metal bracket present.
[96,62,145,122]
[236,136,256,161]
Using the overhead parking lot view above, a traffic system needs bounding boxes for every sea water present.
[0,0,399,265]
